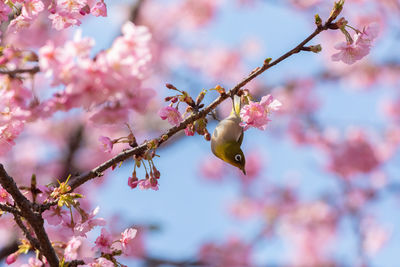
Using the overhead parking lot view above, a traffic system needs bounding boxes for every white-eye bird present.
[211,95,246,174]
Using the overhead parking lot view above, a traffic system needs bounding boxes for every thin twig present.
[13,215,41,252]
[65,17,338,193]
[0,164,59,267]
[0,203,21,215]
[0,66,40,76]
[143,256,204,267]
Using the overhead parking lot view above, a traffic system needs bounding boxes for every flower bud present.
[310,44,322,53]
[264,58,272,65]
[149,177,158,187]
[128,176,138,189]
[329,0,344,21]
[204,131,211,141]
[196,91,206,105]
[147,139,159,149]
[79,5,91,15]
[153,166,160,179]
[314,14,322,27]
[166,83,177,90]
[186,106,194,113]
[215,85,225,94]
[6,252,17,264]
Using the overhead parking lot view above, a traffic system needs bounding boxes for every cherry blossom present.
[21,257,44,267]
[240,94,282,130]
[64,237,82,261]
[84,257,114,267]
[98,136,113,153]
[120,228,138,256]
[0,186,13,205]
[42,206,68,226]
[332,23,379,64]
[94,228,113,254]
[158,106,183,126]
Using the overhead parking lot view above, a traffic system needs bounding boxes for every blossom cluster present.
[3,0,107,37]
[240,94,282,131]
[0,21,154,156]
[4,181,140,266]
[332,23,379,64]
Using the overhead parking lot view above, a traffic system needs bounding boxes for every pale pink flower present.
[91,1,107,17]
[332,23,379,65]
[0,2,12,22]
[94,228,113,254]
[240,95,281,130]
[138,179,159,191]
[120,228,137,256]
[64,237,82,261]
[49,13,80,30]
[66,30,95,58]
[331,38,370,65]
[42,206,68,225]
[22,0,44,19]
[0,186,13,205]
[98,136,113,153]
[158,106,182,126]
[57,0,86,13]
[86,257,114,267]
[74,207,106,237]
[6,15,32,33]
[21,257,43,267]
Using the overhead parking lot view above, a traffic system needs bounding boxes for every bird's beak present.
[241,167,246,175]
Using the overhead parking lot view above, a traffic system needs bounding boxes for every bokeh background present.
[2,0,400,266]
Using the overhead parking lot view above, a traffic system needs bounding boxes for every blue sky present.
[85,1,400,266]
[3,0,400,266]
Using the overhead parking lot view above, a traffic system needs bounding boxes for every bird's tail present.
[231,95,241,116]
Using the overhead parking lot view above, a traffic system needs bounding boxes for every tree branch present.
[0,203,21,215]
[143,256,204,267]
[0,164,59,266]
[13,215,41,252]
[59,125,84,182]
[66,17,338,192]
[0,66,40,76]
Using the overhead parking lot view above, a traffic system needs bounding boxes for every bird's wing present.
[219,115,243,143]
[237,129,244,146]
[231,95,241,116]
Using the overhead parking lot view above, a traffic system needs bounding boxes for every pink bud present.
[6,253,17,264]
[149,177,158,187]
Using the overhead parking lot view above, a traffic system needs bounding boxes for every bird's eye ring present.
[234,154,242,162]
